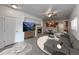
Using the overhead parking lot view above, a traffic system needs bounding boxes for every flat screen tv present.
[23,22,35,32]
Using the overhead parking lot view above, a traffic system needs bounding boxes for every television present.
[23,22,35,32]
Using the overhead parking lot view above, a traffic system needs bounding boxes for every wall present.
[24,17,42,27]
[24,18,43,37]
[69,5,79,40]
[42,20,67,33]
[0,5,43,42]
[0,5,42,32]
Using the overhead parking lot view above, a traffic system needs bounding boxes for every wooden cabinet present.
[64,21,68,32]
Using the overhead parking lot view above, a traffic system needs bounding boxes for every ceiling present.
[3,4,76,20]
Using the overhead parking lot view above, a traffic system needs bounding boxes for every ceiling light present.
[48,13,52,17]
[11,4,18,9]
[53,11,58,14]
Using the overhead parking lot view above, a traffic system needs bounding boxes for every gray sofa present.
[44,33,79,55]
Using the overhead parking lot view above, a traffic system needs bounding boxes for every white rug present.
[0,42,32,55]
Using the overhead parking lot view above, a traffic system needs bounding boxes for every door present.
[15,18,24,42]
[58,23,64,32]
[0,16,5,49]
[4,17,16,46]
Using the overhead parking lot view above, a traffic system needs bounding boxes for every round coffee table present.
[37,36,51,55]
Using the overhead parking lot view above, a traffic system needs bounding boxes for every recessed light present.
[11,4,18,9]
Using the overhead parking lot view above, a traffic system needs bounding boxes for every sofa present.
[44,33,79,55]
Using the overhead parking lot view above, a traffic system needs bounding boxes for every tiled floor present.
[25,37,47,55]
[0,36,47,55]
[0,42,32,55]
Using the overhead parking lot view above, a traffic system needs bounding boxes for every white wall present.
[0,5,42,32]
[0,5,43,42]
[70,5,79,40]
[24,17,42,26]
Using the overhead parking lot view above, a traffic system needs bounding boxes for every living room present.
[0,4,79,55]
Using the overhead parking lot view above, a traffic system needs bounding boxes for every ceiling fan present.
[41,8,58,17]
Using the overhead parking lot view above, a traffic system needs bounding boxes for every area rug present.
[0,42,32,55]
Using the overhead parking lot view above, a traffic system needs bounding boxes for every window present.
[71,17,78,31]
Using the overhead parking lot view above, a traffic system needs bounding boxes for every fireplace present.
[37,28,42,33]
